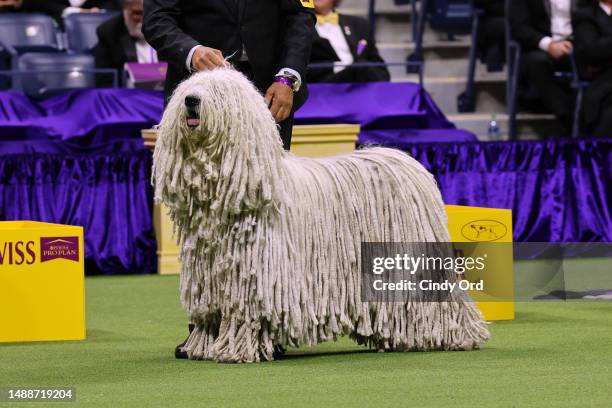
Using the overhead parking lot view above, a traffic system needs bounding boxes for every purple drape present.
[0,139,155,275]
[0,84,476,145]
[0,89,164,143]
[385,140,612,242]
[297,82,453,129]
[296,82,478,143]
[0,89,162,274]
[1,86,610,276]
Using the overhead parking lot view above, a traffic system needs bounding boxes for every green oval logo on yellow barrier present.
[461,220,508,242]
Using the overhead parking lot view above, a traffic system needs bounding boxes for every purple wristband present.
[273,76,293,89]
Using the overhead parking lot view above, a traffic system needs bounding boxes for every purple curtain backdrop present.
[376,140,612,242]
[0,84,476,144]
[0,140,156,275]
[0,89,162,274]
[0,89,164,143]
[1,86,610,275]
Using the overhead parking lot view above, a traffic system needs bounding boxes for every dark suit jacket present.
[93,15,138,87]
[510,0,577,51]
[573,3,612,127]
[308,14,390,83]
[22,0,119,25]
[142,0,316,102]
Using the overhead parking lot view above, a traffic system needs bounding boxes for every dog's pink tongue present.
[187,118,200,127]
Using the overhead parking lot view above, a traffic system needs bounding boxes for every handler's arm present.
[279,0,317,79]
[142,0,199,69]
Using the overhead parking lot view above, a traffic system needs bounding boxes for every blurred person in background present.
[510,0,577,132]
[573,0,612,137]
[308,0,390,83]
[0,0,23,12]
[473,0,505,70]
[94,0,157,86]
[22,0,119,25]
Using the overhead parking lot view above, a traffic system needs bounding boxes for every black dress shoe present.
[272,345,286,359]
[174,324,195,360]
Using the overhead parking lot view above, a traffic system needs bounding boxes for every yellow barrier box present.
[446,205,515,321]
[0,221,86,343]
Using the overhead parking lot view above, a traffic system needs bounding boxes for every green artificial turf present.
[1,275,611,408]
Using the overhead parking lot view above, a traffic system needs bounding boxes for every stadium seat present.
[407,0,473,73]
[16,53,100,97]
[0,13,61,90]
[64,12,121,54]
[0,13,59,57]
[368,0,419,42]
[428,0,473,33]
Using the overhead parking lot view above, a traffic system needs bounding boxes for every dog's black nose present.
[185,95,200,128]
[185,95,200,108]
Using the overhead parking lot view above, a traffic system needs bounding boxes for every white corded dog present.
[153,68,489,363]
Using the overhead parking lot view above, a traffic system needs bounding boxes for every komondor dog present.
[153,68,490,363]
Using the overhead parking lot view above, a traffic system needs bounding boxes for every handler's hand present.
[191,46,227,71]
[548,40,572,60]
[265,82,293,123]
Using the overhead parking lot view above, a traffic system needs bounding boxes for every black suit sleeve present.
[142,0,199,71]
[279,0,316,78]
[510,0,546,51]
[573,9,612,65]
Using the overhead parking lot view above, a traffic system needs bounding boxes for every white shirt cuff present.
[276,68,301,84]
[539,37,553,53]
[186,45,201,72]
[333,62,346,74]
[61,7,82,18]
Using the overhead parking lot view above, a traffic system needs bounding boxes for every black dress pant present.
[591,98,612,138]
[521,50,572,126]
[277,115,293,151]
[479,16,506,67]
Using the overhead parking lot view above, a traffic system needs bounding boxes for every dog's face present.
[164,68,278,153]
[154,68,285,212]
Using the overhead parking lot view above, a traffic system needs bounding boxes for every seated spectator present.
[573,0,612,137]
[474,0,505,70]
[308,0,390,83]
[94,0,157,87]
[22,0,119,25]
[510,0,576,131]
[0,0,23,12]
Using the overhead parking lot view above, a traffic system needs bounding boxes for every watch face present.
[278,72,300,92]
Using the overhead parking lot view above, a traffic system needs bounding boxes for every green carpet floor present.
[1,275,611,407]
